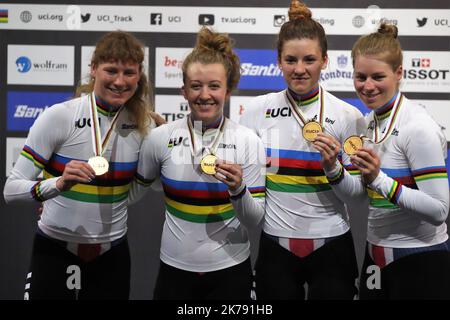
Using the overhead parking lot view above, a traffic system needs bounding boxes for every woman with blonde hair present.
[316,23,450,299]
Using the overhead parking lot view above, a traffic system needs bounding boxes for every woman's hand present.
[214,161,243,192]
[350,147,381,184]
[313,132,341,171]
[56,160,96,192]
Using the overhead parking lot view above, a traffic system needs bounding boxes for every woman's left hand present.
[214,161,243,192]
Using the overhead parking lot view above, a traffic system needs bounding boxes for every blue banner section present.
[7,91,72,131]
[235,49,285,90]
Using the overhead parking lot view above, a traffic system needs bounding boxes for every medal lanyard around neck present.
[371,92,403,145]
[187,115,227,157]
[88,92,124,158]
[286,86,324,128]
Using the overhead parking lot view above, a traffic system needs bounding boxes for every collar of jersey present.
[375,93,397,121]
[288,85,319,107]
[95,96,122,117]
[190,115,223,135]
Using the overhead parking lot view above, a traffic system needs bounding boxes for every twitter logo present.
[417,17,427,27]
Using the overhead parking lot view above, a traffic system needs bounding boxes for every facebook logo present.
[150,13,162,25]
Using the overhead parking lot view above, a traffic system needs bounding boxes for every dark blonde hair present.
[182,27,240,92]
[76,30,153,135]
[351,23,403,71]
[277,0,328,61]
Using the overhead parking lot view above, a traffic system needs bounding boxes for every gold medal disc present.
[88,156,109,176]
[302,121,323,142]
[200,154,218,175]
[343,136,363,155]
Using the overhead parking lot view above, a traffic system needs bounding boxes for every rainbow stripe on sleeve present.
[367,167,419,208]
[21,145,48,170]
[265,148,330,193]
[161,174,264,223]
[43,153,137,203]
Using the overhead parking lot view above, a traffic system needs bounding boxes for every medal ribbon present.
[371,92,403,145]
[88,92,124,157]
[187,115,227,157]
[286,86,324,129]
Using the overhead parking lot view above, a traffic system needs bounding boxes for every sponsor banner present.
[155,95,190,123]
[321,51,354,92]
[413,100,450,142]
[80,46,150,83]
[229,96,255,123]
[1,5,449,36]
[155,47,191,88]
[236,49,284,90]
[7,91,72,132]
[7,45,74,86]
[5,137,26,177]
[401,51,450,93]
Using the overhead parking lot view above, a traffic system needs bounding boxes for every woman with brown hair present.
[240,0,365,299]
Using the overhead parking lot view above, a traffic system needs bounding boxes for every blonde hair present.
[182,27,241,92]
[351,23,403,71]
[76,30,153,135]
[277,0,328,61]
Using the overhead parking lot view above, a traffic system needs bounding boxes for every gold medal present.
[302,121,323,142]
[88,156,109,176]
[343,136,364,155]
[200,154,217,175]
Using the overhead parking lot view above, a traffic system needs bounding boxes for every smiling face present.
[353,54,402,110]
[91,60,141,108]
[278,38,328,95]
[182,62,229,125]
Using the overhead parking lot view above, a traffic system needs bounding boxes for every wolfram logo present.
[16,56,32,73]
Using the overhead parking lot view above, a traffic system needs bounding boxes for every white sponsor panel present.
[5,137,26,177]
[321,50,354,92]
[7,45,74,86]
[155,47,191,88]
[1,4,449,36]
[155,95,190,123]
[229,96,257,123]
[401,51,450,93]
[80,46,150,83]
[413,100,450,142]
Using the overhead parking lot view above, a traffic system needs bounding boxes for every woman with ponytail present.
[316,23,450,299]
[240,0,365,300]
[135,27,266,300]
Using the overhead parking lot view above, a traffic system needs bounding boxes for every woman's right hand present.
[56,160,96,192]
[313,132,340,171]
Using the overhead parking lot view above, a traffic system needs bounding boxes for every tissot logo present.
[81,13,90,23]
[199,14,214,26]
[417,17,428,27]
[412,58,430,68]
[151,13,162,25]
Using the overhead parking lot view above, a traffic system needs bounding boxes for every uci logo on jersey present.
[168,136,188,148]
[75,117,101,128]
[265,107,292,118]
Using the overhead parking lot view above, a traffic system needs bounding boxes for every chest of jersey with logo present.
[7,95,143,243]
[136,118,266,272]
[240,88,366,238]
